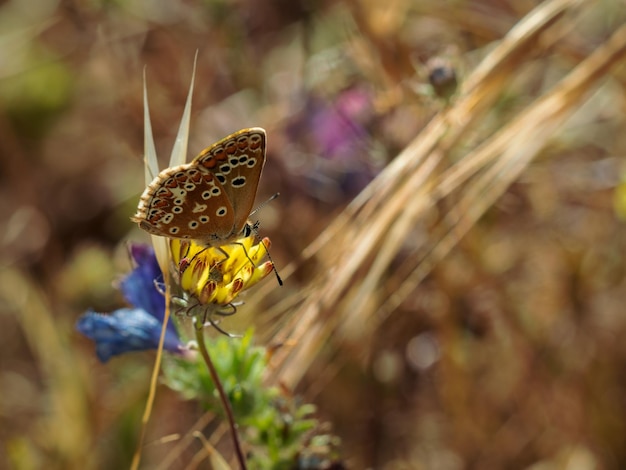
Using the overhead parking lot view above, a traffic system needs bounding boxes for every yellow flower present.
[170,235,275,307]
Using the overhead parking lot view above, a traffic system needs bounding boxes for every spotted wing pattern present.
[194,128,266,235]
[132,128,266,246]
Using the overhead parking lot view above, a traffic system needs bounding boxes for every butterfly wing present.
[132,163,235,241]
[133,128,266,245]
[194,127,266,236]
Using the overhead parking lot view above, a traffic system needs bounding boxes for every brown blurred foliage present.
[1,0,625,468]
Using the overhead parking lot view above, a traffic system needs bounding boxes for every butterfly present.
[132,128,266,247]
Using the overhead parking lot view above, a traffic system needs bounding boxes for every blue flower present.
[76,308,182,362]
[76,244,184,362]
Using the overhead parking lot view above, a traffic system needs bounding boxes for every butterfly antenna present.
[248,221,283,286]
[266,241,284,286]
[249,192,280,217]
[247,193,283,286]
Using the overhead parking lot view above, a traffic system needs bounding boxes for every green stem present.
[194,316,247,469]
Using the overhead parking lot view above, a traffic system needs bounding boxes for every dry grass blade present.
[258,0,626,388]
[381,16,626,314]
[382,22,626,330]
[0,268,91,464]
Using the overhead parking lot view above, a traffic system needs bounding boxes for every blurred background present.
[1,0,626,468]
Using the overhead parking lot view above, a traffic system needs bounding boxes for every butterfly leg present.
[227,242,257,267]
[182,246,210,269]
[153,278,194,312]
[213,302,240,317]
[153,278,167,296]
[204,318,242,338]
[200,304,242,338]
[213,245,254,274]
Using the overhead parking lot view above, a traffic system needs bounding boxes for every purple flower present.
[286,86,379,200]
[310,87,371,161]
[76,244,183,362]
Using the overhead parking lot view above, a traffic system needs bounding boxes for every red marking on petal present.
[178,258,190,274]
[200,281,216,303]
[232,278,244,294]
[192,259,207,277]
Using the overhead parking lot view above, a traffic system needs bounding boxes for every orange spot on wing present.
[152,199,169,208]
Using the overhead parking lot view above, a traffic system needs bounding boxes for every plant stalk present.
[194,316,247,469]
